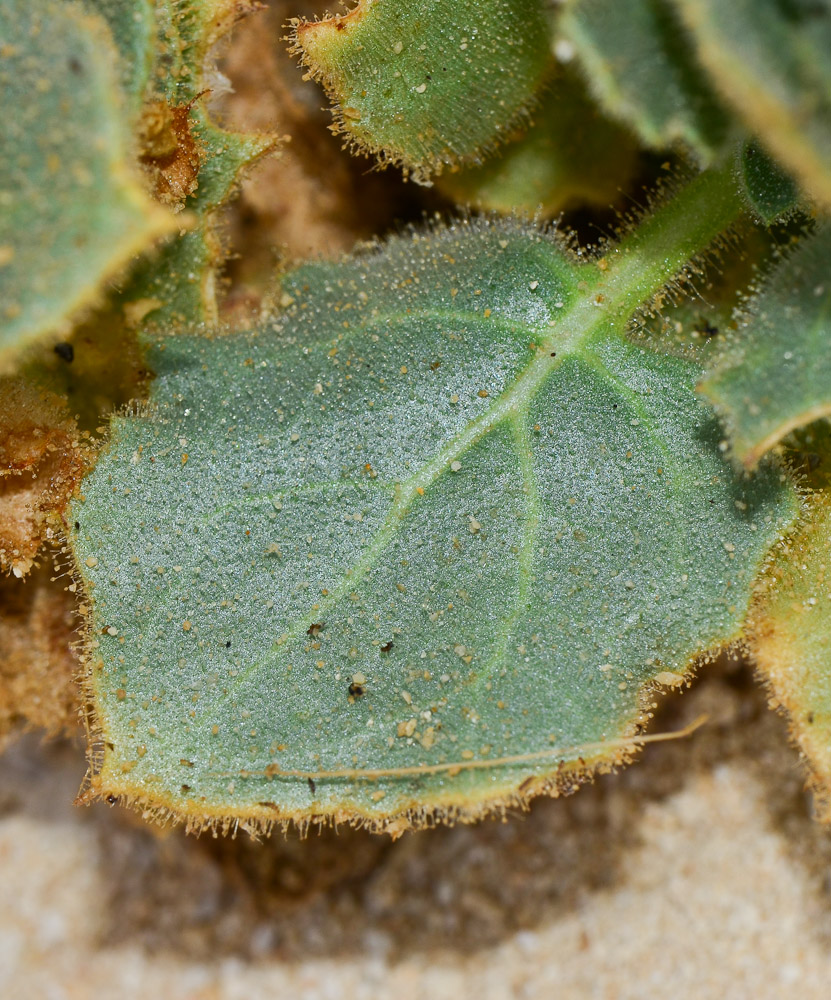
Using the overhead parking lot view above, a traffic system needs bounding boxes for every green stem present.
[597,163,745,326]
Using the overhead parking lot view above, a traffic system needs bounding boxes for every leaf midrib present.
[191,166,746,706]
[212,300,649,701]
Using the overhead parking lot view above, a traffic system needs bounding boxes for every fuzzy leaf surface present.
[700,223,831,468]
[437,70,639,217]
[85,0,156,112]
[560,0,730,164]
[676,0,831,207]
[292,0,551,178]
[749,430,831,818]
[72,183,795,830]
[0,0,172,369]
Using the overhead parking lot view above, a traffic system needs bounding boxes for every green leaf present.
[71,169,796,832]
[699,223,831,468]
[675,0,831,208]
[291,0,552,180]
[437,69,640,216]
[0,0,174,371]
[559,0,731,165]
[9,0,277,440]
[749,427,831,819]
[125,0,279,325]
[737,140,800,226]
[84,0,157,113]
[125,125,274,326]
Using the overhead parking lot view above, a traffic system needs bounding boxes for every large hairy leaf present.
[700,223,831,468]
[0,0,173,370]
[291,0,551,179]
[71,170,796,833]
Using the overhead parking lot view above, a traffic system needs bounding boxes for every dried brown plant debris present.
[0,565,80,748]
[0,380,88,579]
[138,98,206,209]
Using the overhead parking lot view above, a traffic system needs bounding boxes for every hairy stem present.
[600,163,746,325]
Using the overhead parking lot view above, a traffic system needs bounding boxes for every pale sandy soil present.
[2,661,831,1000]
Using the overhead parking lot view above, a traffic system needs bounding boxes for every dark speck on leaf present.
[54,342,74,362]
[348,680,365,697]
[106,795,117,804]
[307,777,316,795]
[68,57,83,75]
[307,622,324,636]
[380,641,394,653]
[74,521,80,530]
[226,640,231,648]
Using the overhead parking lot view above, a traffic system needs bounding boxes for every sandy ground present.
[2,660,831,1000]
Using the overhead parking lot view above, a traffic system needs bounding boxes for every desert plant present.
[2,0,831,837]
